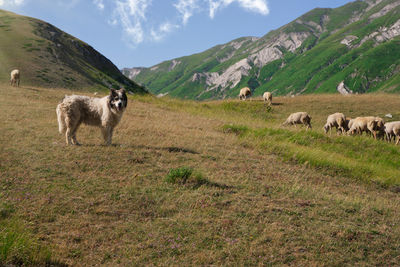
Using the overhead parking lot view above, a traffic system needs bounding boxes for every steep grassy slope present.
[1,84,400,265]
[124,0,400,99]
[0,9,146,93]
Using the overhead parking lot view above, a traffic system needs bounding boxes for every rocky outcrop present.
[369,1,400,20]
[251,32,310,67]
[169,60,181,71]
[337,81,353,95]
[193,58,252,91]
[122,67,144,80]
[341,35,358,47]
[359,19,400,46]
[192,32,310,93]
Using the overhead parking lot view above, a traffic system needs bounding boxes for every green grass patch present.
[0,202,60,266]
[165,167,215,189]
[225,124,400,186]
[222,124,249,137]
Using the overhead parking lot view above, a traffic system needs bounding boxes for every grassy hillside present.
[126,0,400,99]
[1,84,400,265]
[0,9,146,93]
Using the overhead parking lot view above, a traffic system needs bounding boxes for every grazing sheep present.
[263,92,272,105]
[369,117,385,139]
[348,116,384,139]
[282,112,312,129]
[392,124,400,145]
[10,69,20,87]
[384,121,400,142]
[239,87,251,100]
[348,117,371,136]
[323,113,347,135]
[345,117,353,133]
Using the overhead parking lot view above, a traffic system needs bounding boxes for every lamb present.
[383,121,400,142]
[263,92,272,105]
[239,87,251,100]
[282,112,312,129]
[347,116,384,139]
[10,69,20,87]
[323,113,347,135]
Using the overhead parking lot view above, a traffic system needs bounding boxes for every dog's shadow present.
[110,144,200,154]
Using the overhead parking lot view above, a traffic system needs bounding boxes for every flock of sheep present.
[321,114,400,144]
[239,87,400,145]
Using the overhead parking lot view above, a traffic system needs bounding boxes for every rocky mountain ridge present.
[123,0,400,99]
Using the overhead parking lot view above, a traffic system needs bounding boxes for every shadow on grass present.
[63,143,200,155]
[117,144,200,154]
[198,179,233,190]
[164,146,199,154]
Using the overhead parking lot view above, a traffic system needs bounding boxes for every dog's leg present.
[108,128,114,145]
[72,135,80,145]
[71,129,81,146]
[102,127,113,145]
[70,122,81,145]
[65,117,78,145]
[65,128,72,145]
[101,127,110,145]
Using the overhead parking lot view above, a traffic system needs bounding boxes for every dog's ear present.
[110,88,117,97]
[122,90,128,108]
[119,88,126,93]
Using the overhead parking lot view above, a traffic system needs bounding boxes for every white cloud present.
[112,0,151,46]
[151,22,179,42]
[209,0,269,19]
[174,0,199,25]
[93,0,104,10]
[104,0,269,46]
[0,0,25,6]
[53,0,81,9]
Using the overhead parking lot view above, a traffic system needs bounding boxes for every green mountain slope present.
[123,0,400,99]
[0,9,146,93]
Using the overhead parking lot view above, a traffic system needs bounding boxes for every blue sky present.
[1,0,355,68]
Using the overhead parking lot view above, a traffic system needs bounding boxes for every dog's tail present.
[56,104,66,134]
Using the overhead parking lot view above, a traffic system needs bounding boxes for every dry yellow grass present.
[1,85,400,265]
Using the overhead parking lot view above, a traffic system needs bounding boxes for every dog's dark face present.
[109,88,128,112]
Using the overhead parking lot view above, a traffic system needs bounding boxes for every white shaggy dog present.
[56,88,127,145]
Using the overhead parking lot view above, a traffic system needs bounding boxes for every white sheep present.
[347,116,384,139]
[346,117,354,131]
[392,124,400,145]
[10,69,20,87]
[263,92,272,105]
[239,87,251,100]
[282,112,312,129]
[323,113,347,135]
[384,121,400,142]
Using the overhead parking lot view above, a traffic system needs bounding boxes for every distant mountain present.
[123,0,400,100]
[0,9,146,93]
